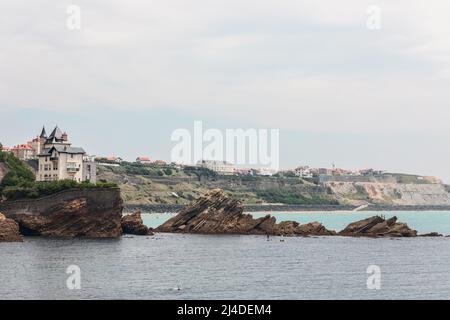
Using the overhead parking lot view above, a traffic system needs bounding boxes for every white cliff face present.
[326,182,450,206]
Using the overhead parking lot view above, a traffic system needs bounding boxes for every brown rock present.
[121,211,153,235]
[0,213,23,242]
[419,232,443,237]
[339,215,418,237]
[9,193,123,238]
[156,189,335,236]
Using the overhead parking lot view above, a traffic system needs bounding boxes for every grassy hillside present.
[98,163,450,207]
[97,163,339,206]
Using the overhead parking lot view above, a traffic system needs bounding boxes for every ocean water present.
[1,211,450,300]
[1,234,450,299]
[143,211,450,235]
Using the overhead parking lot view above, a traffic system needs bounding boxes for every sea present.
[1,211,450,300]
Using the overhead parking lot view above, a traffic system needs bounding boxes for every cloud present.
[1,0,450,135]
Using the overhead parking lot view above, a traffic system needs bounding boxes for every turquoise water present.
[142,211,450,235]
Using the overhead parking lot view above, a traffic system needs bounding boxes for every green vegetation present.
[0,150,35,187]
[0,150,117,201]
[256,190,339,205]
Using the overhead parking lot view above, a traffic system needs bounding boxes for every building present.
[136,156,151,164]
[294,166,313,178]
[11,144,34,160]
[35,126,95,182]
[95,156,123,163]
[152,160,167,166]
[83,155,97,183]
[197,160,235,175]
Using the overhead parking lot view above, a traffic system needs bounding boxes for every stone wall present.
[0,188,122,217]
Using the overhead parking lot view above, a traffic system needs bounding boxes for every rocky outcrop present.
[339,216,417,237]
[1,188,123,238]
[121,211,153,235]
[156,189,438,238]
[419,232,443,237]
[0,213,23,242]
[156,189,335,236]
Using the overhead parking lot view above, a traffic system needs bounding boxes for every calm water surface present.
[1,211,450,300]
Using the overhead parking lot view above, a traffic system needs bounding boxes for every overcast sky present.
[1,1,450,182]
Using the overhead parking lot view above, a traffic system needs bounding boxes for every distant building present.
[136,156,151,164]
[95,156,123,163]
[254,168,277,176]
[197,160,234,175]
[11,144,34,160]
[35,126,95,182]
[294,166,313,178]
[152,160,167,166]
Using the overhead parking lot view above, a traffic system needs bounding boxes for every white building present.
[36,126,95,182]
[197,160,235,175]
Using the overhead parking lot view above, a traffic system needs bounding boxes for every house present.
[152,160,166,166]
[197,160,234,175]
[35,126,95,182]
[136,156,151,164]
[11,144,34,160]
[95,156,123,163]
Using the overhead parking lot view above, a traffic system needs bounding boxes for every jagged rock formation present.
[0,212,23,242]
[339,216,417,237]
[1,189,123,238]
[121,211,153,235]
[156,189,439,238]
[156,189,335,236]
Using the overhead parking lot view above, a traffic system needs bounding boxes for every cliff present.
[0,188,123,238]
[98,164,450,209]
[326,182,450,206]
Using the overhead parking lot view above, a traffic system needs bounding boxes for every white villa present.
[197,160,235,175]
[35,126,96,182]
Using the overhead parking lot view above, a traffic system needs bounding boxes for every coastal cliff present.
[97,164,450,209]
[0,188,123,238]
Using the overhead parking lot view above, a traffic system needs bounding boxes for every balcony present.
[66,167,79,173]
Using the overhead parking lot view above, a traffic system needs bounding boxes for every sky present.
[1,1,450,182]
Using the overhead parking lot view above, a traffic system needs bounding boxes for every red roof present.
[13,144,33,150]
[137,156,151,161]
[0,146,12,151]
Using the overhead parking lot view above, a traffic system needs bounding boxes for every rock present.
[339,215,418,237]
[4,189,124,238]
[156,189,335,236]
[0,212,23,242]
[419,232,443,237]
[121,211,153,235]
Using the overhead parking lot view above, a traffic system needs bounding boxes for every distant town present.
[0,126,442,185]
